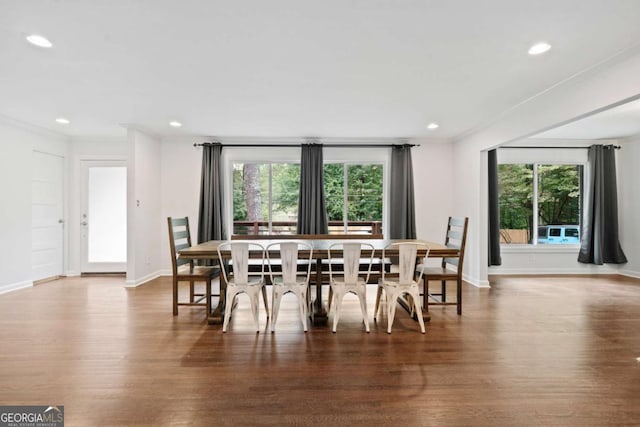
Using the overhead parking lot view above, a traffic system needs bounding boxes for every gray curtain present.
[578,145,627,265]
[389,145,416,239]
[488,149,502,265]
[297,144,328,234]
[198,143,226,243]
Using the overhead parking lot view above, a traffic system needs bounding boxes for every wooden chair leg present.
[173,278,179,315]
[456,277,462,315]
[422,280,429,309]
[189,281,195,303]
[441,280,446,302]
[206,279,212,318]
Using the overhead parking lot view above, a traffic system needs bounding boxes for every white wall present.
[412,140,455,243]
[453,47,640,286]
[126,129,162,286]
[160,137,205,273]
[0,119,68,293]
[618,136,640,278]
[452,139,488,286]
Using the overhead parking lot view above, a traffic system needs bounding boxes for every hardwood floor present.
[1,275,640,426]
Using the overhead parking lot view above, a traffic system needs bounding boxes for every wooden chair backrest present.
[167,217,193,275]
[442,217,469,272]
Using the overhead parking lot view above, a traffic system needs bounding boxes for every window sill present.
[500,244,580,254]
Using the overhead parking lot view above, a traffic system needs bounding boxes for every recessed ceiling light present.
[55,118,70,124]
[26,34,53,48]
[528,42,551,55]
[169,121,182,128]
[427,123,439,130]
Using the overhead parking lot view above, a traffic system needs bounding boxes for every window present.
[232,162,300,235]
[232,161,383,235]
[324,163,383,234]
[498,163,583,245]
[228,146,388,237]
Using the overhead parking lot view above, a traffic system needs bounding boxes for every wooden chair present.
[421,216,468,315]
[167,217,220,316]
[375,242,429,333]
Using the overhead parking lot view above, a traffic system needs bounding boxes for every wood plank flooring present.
[1,275,639,426]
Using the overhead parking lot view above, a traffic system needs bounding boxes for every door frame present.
[80,159,128,273]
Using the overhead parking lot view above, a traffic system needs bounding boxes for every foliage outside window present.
[233,163,300,234]
[324,163,383,233]
[498,163,582,244]
[233,162,383,235]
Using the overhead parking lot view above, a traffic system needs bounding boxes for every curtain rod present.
[193,142,419,148]
[501,145,621,150]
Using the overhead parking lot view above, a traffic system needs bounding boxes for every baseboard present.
[0,280,33,295]
[619,269,640,280]
[124,271,162,287]
[489,267,619,275]
[81,272,126,277]
[462,274,491,288]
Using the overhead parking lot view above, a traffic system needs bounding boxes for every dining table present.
[178,237,459,326]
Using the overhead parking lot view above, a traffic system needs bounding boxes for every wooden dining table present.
[178,238,459,326]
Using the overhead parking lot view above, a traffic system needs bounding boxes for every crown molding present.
[120,123,161,140]
[69,135,127,144]
[0,113,69,141]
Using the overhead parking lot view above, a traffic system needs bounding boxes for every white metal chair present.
[374,242,429,334]
[327,242,374,333]
[266,241,314,332]
[217,241,269,333]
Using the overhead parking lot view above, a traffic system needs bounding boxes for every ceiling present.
[1,0,640,140]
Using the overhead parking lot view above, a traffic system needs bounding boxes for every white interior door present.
[81,161,127,273]
[32,151,64,281]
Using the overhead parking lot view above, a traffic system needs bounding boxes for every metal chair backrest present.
[266,241,313,284]
[383,242,430,284]
[217,241,265,285]
[327,242,375,284]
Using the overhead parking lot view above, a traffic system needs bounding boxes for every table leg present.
[207,274,226,325]
[311,259,328,325]
[397,295,431,323]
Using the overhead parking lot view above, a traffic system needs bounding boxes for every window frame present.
[497,147,587,247]
[323,161,385,234]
